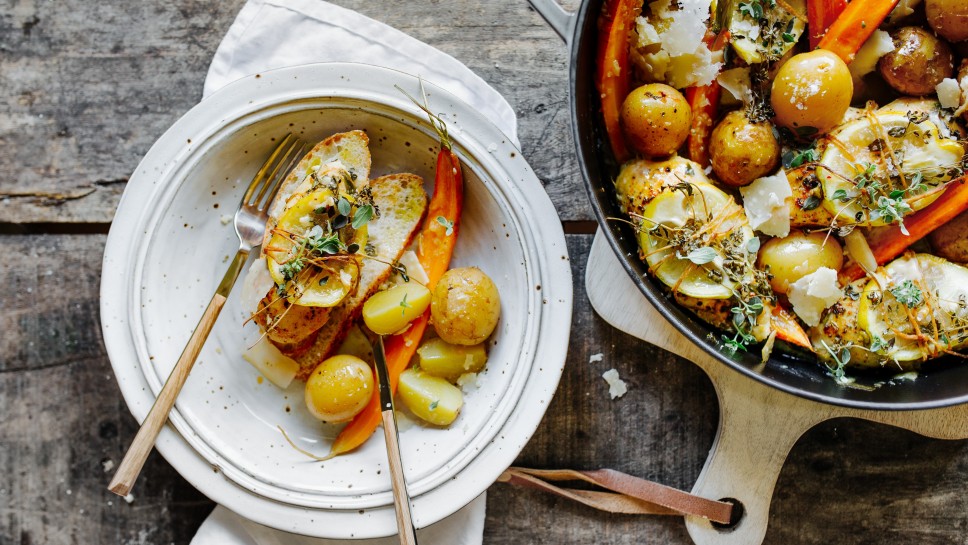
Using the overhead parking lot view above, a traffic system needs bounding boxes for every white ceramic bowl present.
[100,63,572,539]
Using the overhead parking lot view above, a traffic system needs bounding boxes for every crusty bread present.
[292,173,428,379]
[261,130,372,250]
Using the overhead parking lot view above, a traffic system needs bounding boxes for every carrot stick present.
[816,0,900,64]
[328,114,463,458]
[841,177,968,282]
[685,31,729,167]
[772,306,812,350]
[807,0,848,50]
[596,0,641,163]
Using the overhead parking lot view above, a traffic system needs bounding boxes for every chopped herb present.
[739,0,764,19]
[436,215,455,236]
[429,400,439,410]
[352,204,374,229]
[685,246,719,265]
[400,293,410,315]
[337,196,352,216]
[801,195,822,211]
[869,335,889,352]
[781,32,796,43]
[783,146,817,168]
[889,280,924,308]
[746,237,761,254]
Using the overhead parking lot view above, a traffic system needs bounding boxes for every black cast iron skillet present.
[531,0,968,410]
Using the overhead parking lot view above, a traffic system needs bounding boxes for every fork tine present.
[241,133,296,205]
[258,142,309,211]
[252,136,303,207]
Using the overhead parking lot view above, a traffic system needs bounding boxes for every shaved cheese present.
[717,67,752,105]
[631,0,723,88]
[740,169,792,238]
[849,30,895,81]
[602,369,628,399]
[788,268,843,326]
[937,78,962,110]
[397,250,430,285]
[243,337,299,389]
[888,0,922,23]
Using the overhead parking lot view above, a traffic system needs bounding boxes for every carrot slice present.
[328,136,464,458]
[807,0,847,50]
[841,178,968,282]
[772,306,812,350]
[816,0,900,63]
[596,0,641,163]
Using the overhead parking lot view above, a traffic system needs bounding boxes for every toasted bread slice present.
[291,173,428,379]
[261,130,372,249]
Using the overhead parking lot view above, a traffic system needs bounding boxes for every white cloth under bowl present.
[191,0,521,543]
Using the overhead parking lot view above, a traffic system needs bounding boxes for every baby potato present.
[928,208,968,263]
[771,50,853,135]
[304,355,374,423]
[926,0,968,43]
[620,83,691,158]
[431,267,501,346]
[757,231,844,294]
[709,110,781,187]
[417,338,487,382]
[362,282,431,336]
[879,27,954,97]
[398,369,463,426]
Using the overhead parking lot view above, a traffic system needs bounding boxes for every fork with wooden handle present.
[108,134,308,497]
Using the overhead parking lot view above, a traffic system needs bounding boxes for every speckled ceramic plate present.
[100,62,572,539]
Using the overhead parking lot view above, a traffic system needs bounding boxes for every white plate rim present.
[100,62,573,538]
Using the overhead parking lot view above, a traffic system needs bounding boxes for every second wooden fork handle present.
[108,290,228,497]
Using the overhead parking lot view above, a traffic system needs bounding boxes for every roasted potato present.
[431,267,501,345]
[878,27,954,97]
[304,355,374,422]
[613,156,710,217]
[709,110,781,187]
[620,83,691,158]
[926,0,968,43]
[928,208,968,263]
[771,50,853,135]
[757,231,844,294]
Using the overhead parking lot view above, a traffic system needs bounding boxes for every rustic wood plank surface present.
[1,1,968,544]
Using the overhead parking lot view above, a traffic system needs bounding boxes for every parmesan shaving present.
[630,0,722,88]
[717,67,753,105]
[937,78,962,110]
[788,268,842,327]
[740,169,792,237]
[849,30,895,81]
[601,369,628,400]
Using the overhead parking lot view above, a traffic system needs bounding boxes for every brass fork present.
[109,133,308,496]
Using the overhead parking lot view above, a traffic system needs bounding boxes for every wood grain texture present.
[2,234,968,544]
[0,0,590,224]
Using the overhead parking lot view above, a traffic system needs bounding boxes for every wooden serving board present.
[584,231,968,545]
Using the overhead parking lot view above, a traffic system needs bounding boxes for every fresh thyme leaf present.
[746,237,761,254]
[781,32,796,43]
[801,195,822,211]
[870,335,888,352]
[436,215,455,236]
[832,189,850,202]
[280,258,305,282]
[889,280,924,308]
[685,246,718,265]
[783,146,817,168]
[738,0,763,19]
[352,204,374,229]
[337,196,352,217]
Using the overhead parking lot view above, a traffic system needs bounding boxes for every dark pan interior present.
[569,0,968,410]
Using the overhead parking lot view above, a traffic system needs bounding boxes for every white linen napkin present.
[191,0,522,543]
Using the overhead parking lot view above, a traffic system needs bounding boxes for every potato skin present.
[928,208,968,263]
[709,110,780,187]
[431,267,501,346]
[878,27,954,97]
[620,83,692,158]
[771,50,853,135]
[757,231,844,294]
[926,0,968,43]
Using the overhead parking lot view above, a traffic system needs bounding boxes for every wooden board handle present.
[108,292,227,497]
[381,410,418,545]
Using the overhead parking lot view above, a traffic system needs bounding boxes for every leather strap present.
[497,467,733,524]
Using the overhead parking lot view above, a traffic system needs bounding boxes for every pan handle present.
[528,0,576,42]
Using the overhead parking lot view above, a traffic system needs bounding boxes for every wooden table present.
[2,1,967,543]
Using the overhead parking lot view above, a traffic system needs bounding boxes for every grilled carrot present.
[685,30,729,168]
[841,178,968,282]
[596,0,641,163]
[817,0,900,63]
[328,98,464,458]
[808,0,848,49]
